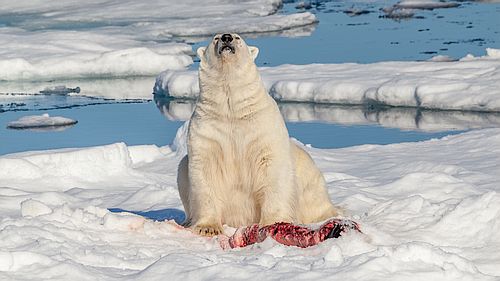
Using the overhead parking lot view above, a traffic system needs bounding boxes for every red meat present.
[219,218,361,249]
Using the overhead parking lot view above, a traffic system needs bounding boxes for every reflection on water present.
[3,96,499,155]
[0,93,146,113]
[155,96,195,121]
[0,77,155,114]
[6,124,77,132]
[0,102,183,155]
[279,102,500,132]
[154,95,500,132]
[0,76,156,101]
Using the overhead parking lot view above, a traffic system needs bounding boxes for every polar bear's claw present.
[193,224,223,237]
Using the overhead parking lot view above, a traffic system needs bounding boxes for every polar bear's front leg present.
[187,153,224,236]
[258,159,298,226]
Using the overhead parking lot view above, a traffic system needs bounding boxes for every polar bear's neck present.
[197,63,270,119]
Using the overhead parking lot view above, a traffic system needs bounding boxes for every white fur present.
[177,33,340,236]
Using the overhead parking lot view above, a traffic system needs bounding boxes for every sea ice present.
[0,124,499,279]
[7,113,78,130]
[155,48,500,112]
[0,0,316,82]
[0,29,193,81]
[394,0,460,9]
[382,0,460,19]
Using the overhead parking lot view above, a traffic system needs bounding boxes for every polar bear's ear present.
[249,46,259,60]
[197,47,206,61]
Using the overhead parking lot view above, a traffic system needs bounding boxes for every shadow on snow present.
[108,208,186,224]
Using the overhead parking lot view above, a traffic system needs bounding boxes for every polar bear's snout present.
[218,44,235,55]
[221,33,233,43]
[214,33,240,55]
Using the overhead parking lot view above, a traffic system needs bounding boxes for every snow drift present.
[0,29,193,81]
[1,124,500,280]
[0,0,317,81]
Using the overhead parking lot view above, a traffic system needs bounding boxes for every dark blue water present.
[0,103,182,155]
[286,122,455,148]
[0,100,467,155]
[189,1,500,67]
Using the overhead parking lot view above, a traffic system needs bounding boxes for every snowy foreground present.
[156,48,500,112]
[1,123,499,280]
[0,0,315,82]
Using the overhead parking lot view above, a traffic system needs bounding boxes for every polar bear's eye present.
[235,36,240,40]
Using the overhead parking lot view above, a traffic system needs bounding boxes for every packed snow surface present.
[7,113,77,129]
[1,123,499,280]
[156,48,500,112]
[0,0,316,81]
[0,30,193,81]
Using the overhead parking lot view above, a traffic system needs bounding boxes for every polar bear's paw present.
[193,223,223,236]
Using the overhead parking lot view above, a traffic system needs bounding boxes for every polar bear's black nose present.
[221,34,233,43]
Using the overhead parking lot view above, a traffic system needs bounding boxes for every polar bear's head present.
[197,33,259,70]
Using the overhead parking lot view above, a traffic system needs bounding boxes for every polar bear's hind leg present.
[292,143,342,223]
[177,155,192,226]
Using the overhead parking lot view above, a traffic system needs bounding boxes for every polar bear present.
[177,33,340,236]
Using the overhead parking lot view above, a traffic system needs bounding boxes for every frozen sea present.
[1,1,500,280]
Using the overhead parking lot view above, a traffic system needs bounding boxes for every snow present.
[0,0,316,82]
[155,48,500,112]
[0,29,193,81]
[1,123,500,280]
[428,55,457,62]
[7,113,78,130]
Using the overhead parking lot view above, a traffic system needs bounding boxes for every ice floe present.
[0,0,308,38]
[155,48,500,112]
[382,0,460,19]
[7,113,77,130]
[0,29,193,81]
[393,0,459,10]
[0,0,316,81]
[0,124,499,279]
